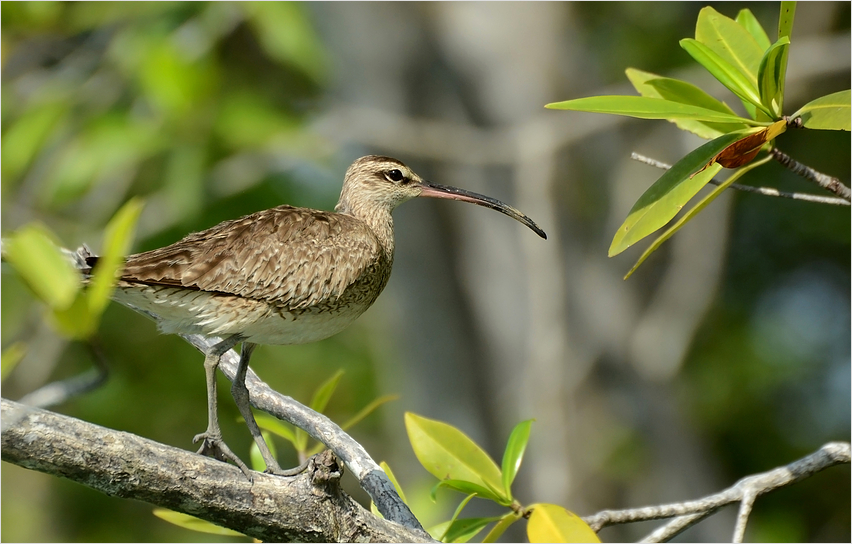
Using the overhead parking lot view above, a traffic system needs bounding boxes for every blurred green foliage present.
[1,2,849,543]
[1,3,363,542]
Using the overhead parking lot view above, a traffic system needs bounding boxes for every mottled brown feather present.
[120,205,391,312]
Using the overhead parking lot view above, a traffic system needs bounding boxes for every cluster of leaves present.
[547,2,850,278]
[2,2,329,256]
[2,200,142,376]
[388,414,598,543]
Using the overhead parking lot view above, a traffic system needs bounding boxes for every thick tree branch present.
[582,441,851,543]
[179,332,425,534]
[1,398,432,543]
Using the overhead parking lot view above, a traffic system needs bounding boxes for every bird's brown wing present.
[121,205,385,310]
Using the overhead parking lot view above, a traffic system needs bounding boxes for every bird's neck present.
[335,198,396,259]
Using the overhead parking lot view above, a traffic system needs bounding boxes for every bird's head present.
[336,155,547,239]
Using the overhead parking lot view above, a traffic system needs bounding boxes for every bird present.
[83,155,546,478]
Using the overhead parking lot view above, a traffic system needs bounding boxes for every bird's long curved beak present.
[417,181,547,239]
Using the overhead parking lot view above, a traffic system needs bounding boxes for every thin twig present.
[733,491,757,543]
[631,152,851,206]
[770,147,851,201]
[583,442,851,542]
[639,513,708,543]
[18,338,110,408]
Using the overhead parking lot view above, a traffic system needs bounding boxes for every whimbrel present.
[85,155,546,477]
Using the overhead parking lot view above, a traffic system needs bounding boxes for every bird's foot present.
[263,458,310,477]
[193,432,253,481]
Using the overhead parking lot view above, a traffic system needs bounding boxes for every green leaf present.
[624,156,772,279]
[293,370,343,455]
[609,130,756,256]
[152,508,244,537]
[310,369,344,413]
[778,2,796,41]
[680,39,768,116]
[757,37,790,117]
[307,393,399,457]
[87,198,144,318]
[341,394,398,431]
[1,342,27,381]
[695,6,764,81]
[249,430,277,472]
[545,96,758,125]
[481,512,521,543]
[625,68,747,139]
[253,413,297,445]
[380,461,408,505]
[50,295,97,340]
[405,413,506,503]
[527,504,600,543]
[242,2,328,83]
[431,479,502,504]
[295,369,344,452]
[51,198,144,340]
[438,494,478,541]
[697,7,764,72]
[501,419,533,498]
[736,9,771,51]
[438,517,503,543]
[792,90,851,131]
[3,223,80,310]
[1,103,67,182]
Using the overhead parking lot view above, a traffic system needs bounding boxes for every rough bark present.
[1,398,432,543]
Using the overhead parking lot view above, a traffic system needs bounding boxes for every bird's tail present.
[61,244,99,278]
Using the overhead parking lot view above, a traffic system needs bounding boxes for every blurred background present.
[2,2,849,542]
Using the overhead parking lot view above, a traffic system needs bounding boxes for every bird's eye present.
[385,169,405,182]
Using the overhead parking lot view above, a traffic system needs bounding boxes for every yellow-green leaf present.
[88,198,144,317]
[695,6,764,81]
[3,223,80,310]
[527,504,600,543]
[152,508,244,537]
[625,68,747,139]
[482,512,521,543]
[310,369,344,414]
[501,419,533,497]
[295,369,344,452]
[624,155,772,279]
[307,393,399,457]
[1,342,27,381]
[679,39,767,115]
[254,413,297,444]
[736,9,771,51]
[431,479,501,503]
[546,95,758,125]
[757,37,790,117]
[439,517,502,543]
[438,493,478,541]
[380,461,408,505]
[405,413,506,503]
[609,129,755,256]
[792,90,851,131]
[341,394,398,431]
[249,430,277,472]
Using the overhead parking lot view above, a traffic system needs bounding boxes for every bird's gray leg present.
[232,342,309,477]
[193,335,252,479]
